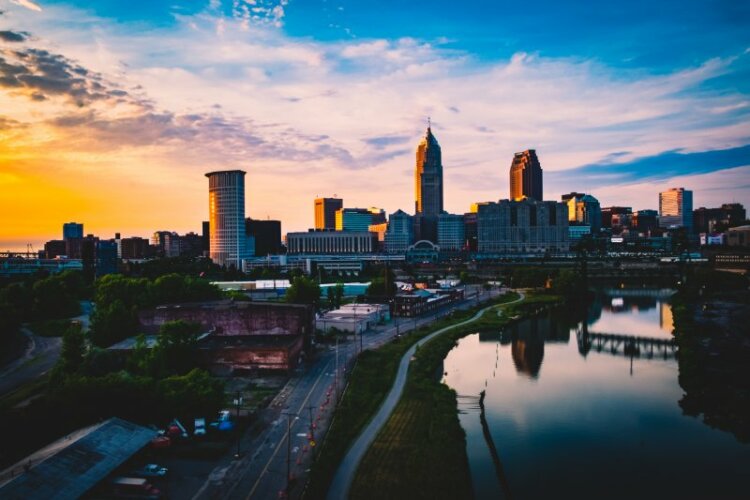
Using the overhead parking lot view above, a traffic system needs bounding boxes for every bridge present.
[576,329,677,360]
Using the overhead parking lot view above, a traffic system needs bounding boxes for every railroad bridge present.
[577,328,677,359]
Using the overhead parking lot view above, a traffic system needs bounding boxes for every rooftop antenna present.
[427,116,431,129]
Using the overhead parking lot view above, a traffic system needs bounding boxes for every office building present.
[63,222,83,240]
[562,192,602,232]
[415,125,443,242]
[463,212,478,252]
[246,218,282,256]
[385,210,414,254]
[95,240,118,276]
[632,210,659,233]
[438,213,466,252]
[659,188,693,230]
[44,240,66,259]
[206,170,249,268]
[509,150,543,201]
[287,230,378,254]
[314,197,343,230]
[601,206,632,229]
[693,203,746,234]
[727,226,750,247]
[335,207,386,232]
[477,199,569,253]
[120,237,150,260]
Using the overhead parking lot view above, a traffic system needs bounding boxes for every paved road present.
[0,300,91,400]
[326,291,525,500]
[191,287,502,500]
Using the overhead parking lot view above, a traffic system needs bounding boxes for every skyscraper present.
[206,170,249,268]
[659,187,693,230]
[414,125,443,242]
[415,126,443,217]
[510,150,543,201]
[314,197,343,230]
[63,222,83,240]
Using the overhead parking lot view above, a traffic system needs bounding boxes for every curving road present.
[326,291,524,500]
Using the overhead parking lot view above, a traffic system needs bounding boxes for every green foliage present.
[224,290,251,301]
[59,322,86,373]
[90,299,140,348]
[157,369,225,421]
[366,277,396,297]
[32,275,81,319]
[27,319,74,337]
[126,321,202,378]
[90,273,222,347]
[285,276,321,306]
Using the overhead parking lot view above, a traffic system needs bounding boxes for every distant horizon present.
[1,1,749,249]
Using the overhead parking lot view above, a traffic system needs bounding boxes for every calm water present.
[443,290,750,500]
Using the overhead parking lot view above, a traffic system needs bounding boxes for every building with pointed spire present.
[510,149,543,201]
[414,123,444,242]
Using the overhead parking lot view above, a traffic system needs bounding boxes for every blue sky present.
[0,0,749,245]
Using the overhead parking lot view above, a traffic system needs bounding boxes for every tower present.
[510,150,543,201]
[206,170,248,268]
[659,187,693,231]
[314,197,343,230]
[415,123,443,242]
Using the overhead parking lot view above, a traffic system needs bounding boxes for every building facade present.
[562,193,602,232]
[659,187,693,230]
[335,208,385,232]
[414,126,443,242]
[509,150,543,201]
[384,210,414,254]
[206,170,249,267]
[63,222,83,240]
[477,199,569,253]
[693,203,746,234]
[438,213,466,252]
[286,230,378,254]
[314,197,343,230]
[246,219,282,256]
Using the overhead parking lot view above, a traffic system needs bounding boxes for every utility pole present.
[234,391,242,458]
[306,405,317,460]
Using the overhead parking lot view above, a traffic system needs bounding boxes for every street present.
[191,285,503,500]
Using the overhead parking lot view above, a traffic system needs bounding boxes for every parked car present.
[150,436,171,449]
[131,464,168,478]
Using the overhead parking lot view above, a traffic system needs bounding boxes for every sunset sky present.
[1,0,749,250]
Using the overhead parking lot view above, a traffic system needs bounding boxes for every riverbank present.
[671,270,750,443]
[303,292,522,500]
[347,292,562,500]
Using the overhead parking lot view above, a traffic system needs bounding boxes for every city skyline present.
[1,1,750,249]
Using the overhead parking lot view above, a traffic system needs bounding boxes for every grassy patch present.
[349,292,560,500]
[0,376,49,411]
[27,319,74,337]
[303,292,524,500]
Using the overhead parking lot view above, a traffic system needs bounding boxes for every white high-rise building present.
[206,170,249,268]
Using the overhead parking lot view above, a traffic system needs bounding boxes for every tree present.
[32,276,80,319]
[285,276,321,306]
[366,277,396,297]
[89,299,140,347]
[334,282,344,308]
[157,369,225,421]
[59,322,86,373]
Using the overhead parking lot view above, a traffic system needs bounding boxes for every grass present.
[0,375,49,411]
[349,292,561,500]
[27,319,74,337]
[303,291,528,500]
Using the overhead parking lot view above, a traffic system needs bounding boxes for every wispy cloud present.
[10,0,42,13]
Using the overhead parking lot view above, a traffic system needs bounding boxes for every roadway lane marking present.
[245,359,333,500]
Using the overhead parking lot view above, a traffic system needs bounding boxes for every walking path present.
[326,291,525,500]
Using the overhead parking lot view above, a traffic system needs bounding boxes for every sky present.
[0,0,749,250]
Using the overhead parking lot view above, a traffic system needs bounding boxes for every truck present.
[111,476,162,499]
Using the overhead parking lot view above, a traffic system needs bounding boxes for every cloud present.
[10,0,42,13]
[362,135,411,149]
[547,144,750,190]
[0,30,29,42]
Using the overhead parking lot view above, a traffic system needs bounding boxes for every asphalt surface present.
[191,286,501,500]
[326,291,524,500]
[0,301,91,400]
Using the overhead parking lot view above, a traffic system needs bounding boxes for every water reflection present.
[443,290,750,499]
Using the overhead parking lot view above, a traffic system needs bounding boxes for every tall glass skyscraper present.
[659,187,693,230]
[414,125,443,243]
[510,150,543,201]
[415,125,443,217]
[206,170,249,268]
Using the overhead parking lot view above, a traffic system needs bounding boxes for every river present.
[442,289,750,499]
